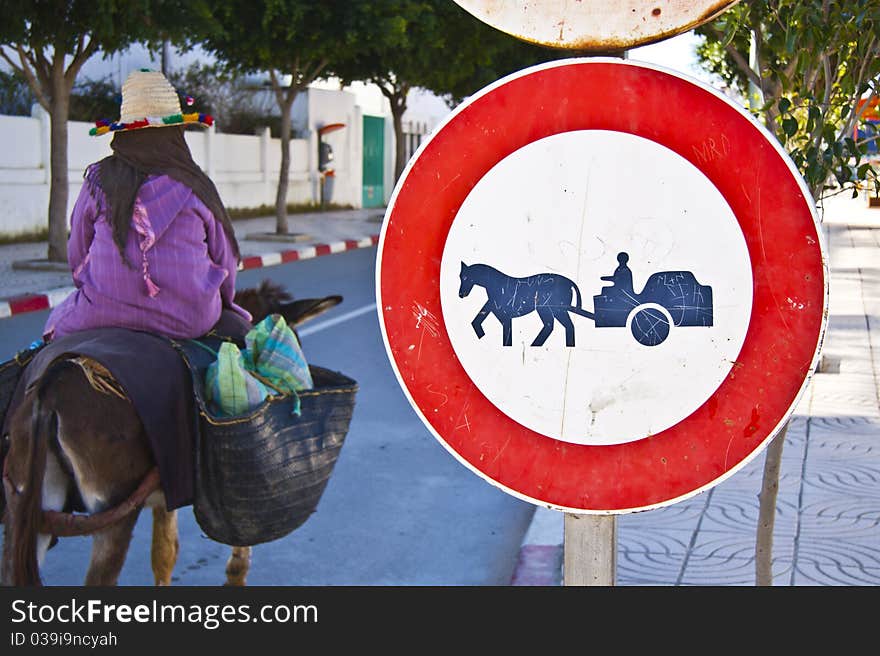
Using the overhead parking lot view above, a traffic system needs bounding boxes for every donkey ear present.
[278,295,343,328]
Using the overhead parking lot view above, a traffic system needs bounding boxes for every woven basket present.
[178,341,358,546]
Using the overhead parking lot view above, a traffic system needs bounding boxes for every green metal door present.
[362,115,384,208]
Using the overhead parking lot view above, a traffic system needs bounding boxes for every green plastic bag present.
[205,315,313,417]
[206,341,270,417]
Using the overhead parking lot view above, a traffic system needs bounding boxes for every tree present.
[0,69,35,116]
[696,0,880,201]
[200,2,355,235]
[0,0,213,262]
[336,0,570,184]
[696,0,880,585]
[68,76,124,123]
[166,63,278,136]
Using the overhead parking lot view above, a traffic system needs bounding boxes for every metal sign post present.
[564,514,617,586]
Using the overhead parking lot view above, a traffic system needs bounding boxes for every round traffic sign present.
[452,0,739,50]
[376,59,827,514]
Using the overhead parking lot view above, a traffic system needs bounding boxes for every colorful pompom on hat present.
[89,69,214,136]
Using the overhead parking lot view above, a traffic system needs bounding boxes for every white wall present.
[0,106,323,237]
[78,46,449,206]
[0,113,47,234]
[0,73,445,236]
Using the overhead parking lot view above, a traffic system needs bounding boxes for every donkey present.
[1,279,341,587]
[458,262,594,347]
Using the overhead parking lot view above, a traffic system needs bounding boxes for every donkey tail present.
[7,379,57,586]
[568,281,595,319]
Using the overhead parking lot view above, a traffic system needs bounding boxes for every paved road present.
[1,246,536,585]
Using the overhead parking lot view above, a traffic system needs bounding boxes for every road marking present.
[299,303,377,337]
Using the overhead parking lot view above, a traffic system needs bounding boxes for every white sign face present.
[439,130,752,446]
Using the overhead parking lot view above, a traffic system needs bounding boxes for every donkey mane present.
[232,279,293,320]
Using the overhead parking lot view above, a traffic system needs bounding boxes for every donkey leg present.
[34,450,72,567]
[555,311,576,347]
[225,546,251,586]
[84,508,140,586]
[0,453,63,586]
[471,302,492,339]
[501,317,515,346]
[225,547,251,586]
[531,308,555,346]
[48,362,154,585]
[150,505,178,586]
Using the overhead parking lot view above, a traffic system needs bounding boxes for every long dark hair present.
[85,126,239,263]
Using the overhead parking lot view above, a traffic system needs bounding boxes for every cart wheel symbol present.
[628,305,672,346]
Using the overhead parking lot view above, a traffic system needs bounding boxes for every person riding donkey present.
[46,69,313,413]
[0,71,355,587]
[44,69,253,343]
[1,70,312,527]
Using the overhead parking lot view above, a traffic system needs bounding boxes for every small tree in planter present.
[697,0,880,585]
[335,0,570,186]
[0,0,213,262]
[199,1,357,236]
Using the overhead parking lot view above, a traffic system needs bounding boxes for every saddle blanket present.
[4,328,199,510]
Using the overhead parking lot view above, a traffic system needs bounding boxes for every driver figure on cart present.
[600,252,635,297]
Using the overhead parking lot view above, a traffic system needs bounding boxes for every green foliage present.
[69,77,120,122]
[0,1,217,99]
[333,0,570,180]
[420,2,569,107]
[0,69,35,116]
[696,0,880,200]
[0,0,222,260]
[2,0,207,51]
[227,201,354,219]
[200,1,347,86]
[166,63,279,135]
[336,0,567,108]
[197,2,360,229]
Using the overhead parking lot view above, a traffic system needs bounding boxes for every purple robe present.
[45,173,251,340]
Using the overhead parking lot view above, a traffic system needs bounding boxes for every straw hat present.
[89,69,214,136]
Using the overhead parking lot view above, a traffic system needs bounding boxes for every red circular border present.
[378,60,826,512]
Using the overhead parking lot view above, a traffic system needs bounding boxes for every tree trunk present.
[755,422,788,585]
[756,199,823,584]
[377,82,410,186]
[274,95,295,234]
[47,84,71,262]
[391,98,407,184]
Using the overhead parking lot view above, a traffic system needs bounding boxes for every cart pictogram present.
[459,252,713,347]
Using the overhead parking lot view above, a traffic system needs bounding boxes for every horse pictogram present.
[458,262,594,347]
[458,253,713,347]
